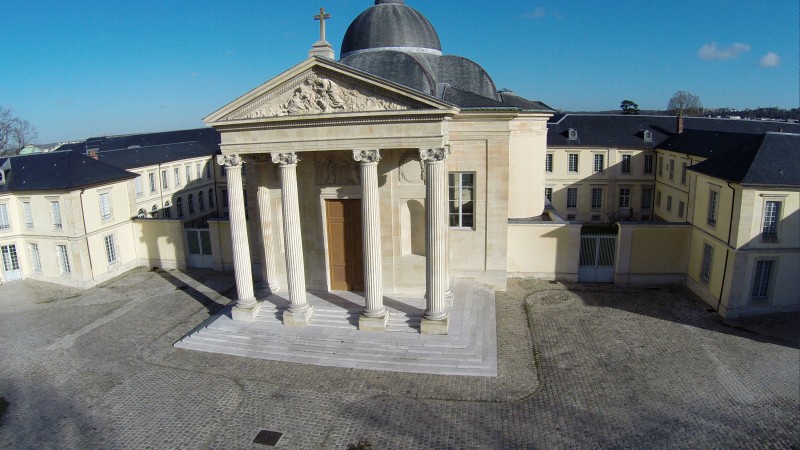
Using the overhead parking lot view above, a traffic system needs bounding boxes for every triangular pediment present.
[205,58,457,124]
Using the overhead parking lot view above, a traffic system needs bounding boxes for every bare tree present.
[0,106,38,156]
[667,91,703,116]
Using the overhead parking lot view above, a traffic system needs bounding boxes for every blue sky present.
[1,0,797,143]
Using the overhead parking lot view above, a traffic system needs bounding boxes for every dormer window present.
[568,128,578,141]
[643,129,653,143]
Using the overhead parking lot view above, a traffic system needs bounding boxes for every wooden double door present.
[325,199,365,291]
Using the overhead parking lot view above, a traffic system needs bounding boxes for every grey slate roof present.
[548,114,678,148]
[86,127,220,153]
[689,132,800,187]
[0,150,136,193]
[94,141,218,170]
[341,1,441,57]
[658,130,763,159]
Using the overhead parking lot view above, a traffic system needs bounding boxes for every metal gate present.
[186,229,213,269]
[1,244,22,281]
[578,234,617,282]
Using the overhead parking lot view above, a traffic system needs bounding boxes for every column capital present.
[419,147,451,163]
[217,154,244,168]
[353,149,381,164]
[271,152,300,167]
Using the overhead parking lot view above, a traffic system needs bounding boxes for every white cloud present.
[520,7,546,19]
[759,52,780,67]
[697,42,751,60]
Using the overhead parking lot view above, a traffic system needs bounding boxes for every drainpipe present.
[716,182,736,312]
[79,189,96,283]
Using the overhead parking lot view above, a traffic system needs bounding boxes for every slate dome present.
[341,0,442,58]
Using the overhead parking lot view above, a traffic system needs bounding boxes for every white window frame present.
[161,170,169,190]
[29,242,42,272]
[174,167,181,187]
[0,203,10,230]
[761,200,782,242]
[185,165,192,183]
[681,162,688,184]
[707,187,719,227]
[593,154,604,173]
[99,191,112,222]
[544,187,553,202]
[448,172,475,229]
[148,172,156,193]
[618,188,630,208]
[104,234,119,264]
[56,244,71,275]
[545,153,553,173]
[196,163,202,180]
[668,159,675,180]
[591,187,603,210]
[135,176,143,197]
[50,200,63,230]
[751,260,775,301]
[568,154,579,173]
[644,154,654,174]
[566,187,578,209]
[621,154,632,173]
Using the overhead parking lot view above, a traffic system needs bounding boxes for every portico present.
[206,58,459,333]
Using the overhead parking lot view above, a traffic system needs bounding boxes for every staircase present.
[174,280,497,377]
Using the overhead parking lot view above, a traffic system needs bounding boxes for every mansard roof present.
[93,141,218,170]
[0,150,136,193]
[547,114,677,148]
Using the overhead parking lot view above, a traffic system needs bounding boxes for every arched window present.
[137,208,146,219]
[198,191,205,211]
[208,188,215,208]
[188,194,195,214]
[177,197,184,218]
[151,204,159,218]
[164,201,172,219]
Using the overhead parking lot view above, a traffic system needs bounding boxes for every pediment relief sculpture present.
[240,74,409,119]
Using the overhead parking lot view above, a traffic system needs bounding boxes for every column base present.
[266,282,280,295]
[282,306,314,326]
[231,302,263,322]
[420,316,449,335]
[359,313,389,332]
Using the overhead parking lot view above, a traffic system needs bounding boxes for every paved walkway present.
[0,268,797,448]
[176,280,497,376]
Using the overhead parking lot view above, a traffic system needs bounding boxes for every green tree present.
[667,91,703,116]
[620,100,640,115]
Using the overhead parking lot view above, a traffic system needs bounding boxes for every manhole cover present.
[253,430,283,447]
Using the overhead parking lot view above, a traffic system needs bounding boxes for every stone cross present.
[314,7,332,42]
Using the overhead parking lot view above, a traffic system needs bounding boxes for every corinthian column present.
[217,154,261,321]
[252,157,280,294]
[420,147,451,335]
[354,150,389,332]
[271,152,313,326]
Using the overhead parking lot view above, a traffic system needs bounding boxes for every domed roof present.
[341,1,442,58]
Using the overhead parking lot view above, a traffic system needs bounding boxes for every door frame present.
[1,243,22,282]
[318,188,361,291]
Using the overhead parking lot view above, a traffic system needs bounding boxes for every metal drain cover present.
[253,430,283,446]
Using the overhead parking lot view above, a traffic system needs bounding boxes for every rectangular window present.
[56,244,71,275]
[669,159,675,180]
[666,195,673,212]
[448,172,475,228]
[186,165,192,183]
[104,234,118,264]
[591,187,603,209]
[51,201,62,230]
[29,243,41,272]
[618,188,630,208]
[656,190,661,207]
[762,201,781,240]
[566,188,578,208]
[205,163,211,179]
[196,163,202,180]
[641,187,653,209]
[545,154,553,173]
[621,154,632,173]
[544,187,553,202]
[149,173,156,193]
[568,154,579,172]
[135,176,143,197]
[174,168,181,187]
[594,154,604,173]
[678,201,685,218]
[0,203,9,230]
[707,188,719,227]
[161,170,169,189]
[751,260,773,299]
[701,243,713,283]
[681,162,688,184]
[591,214,601,221]
[658,157,664,176]
[644,154,654,174]
[23,201,33,228]
[99,192,112,221]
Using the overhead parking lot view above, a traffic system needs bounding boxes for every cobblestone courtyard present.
[1,268,798,449]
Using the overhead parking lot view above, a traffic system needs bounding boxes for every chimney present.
[677,115,684,134]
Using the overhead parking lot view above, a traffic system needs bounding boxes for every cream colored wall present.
[653,150,699,222]
[506,223,581,280]
[546,146,656,222]
[615,223,690,285]
[507,114,550,218]
[130,156,217,221]
[132,219,188,270]
[734,188,800,249]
